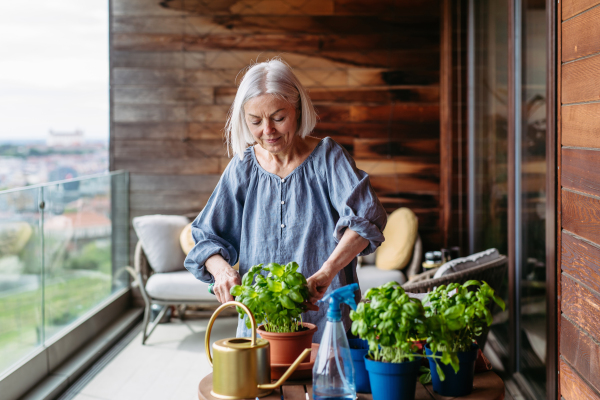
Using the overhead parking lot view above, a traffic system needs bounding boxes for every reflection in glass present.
[0,172,128,376]
[0,189,43,372]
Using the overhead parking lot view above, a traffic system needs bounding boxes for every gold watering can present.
[205,301,312,399]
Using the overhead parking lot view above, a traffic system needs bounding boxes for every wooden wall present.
[558,0,600,398]
[109,0,444,254]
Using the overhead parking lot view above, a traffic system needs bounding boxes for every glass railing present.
[0,171,129,376]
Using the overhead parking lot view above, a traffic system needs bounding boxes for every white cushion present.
[146,270,216,301]
[133,215,189,273]
[433,248,501,279]
[357,266,406,297]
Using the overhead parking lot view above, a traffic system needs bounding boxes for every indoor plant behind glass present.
[350,281,428,400]
[230,262,316,364]
[422,280,505,396]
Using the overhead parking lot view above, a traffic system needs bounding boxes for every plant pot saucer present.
[270,343,318,381]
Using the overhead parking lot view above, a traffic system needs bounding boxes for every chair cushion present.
[433,248,501,279]
[376,208,418,270]
[357,266,406,297]
[146,270,217,301]
[133,215,189,273]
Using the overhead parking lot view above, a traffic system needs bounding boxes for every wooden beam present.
[440,0,452,247]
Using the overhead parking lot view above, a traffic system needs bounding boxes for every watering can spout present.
[257,348,312,389]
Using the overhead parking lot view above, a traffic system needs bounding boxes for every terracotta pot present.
[258,323,317,365]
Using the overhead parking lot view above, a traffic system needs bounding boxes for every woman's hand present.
[205,254,241,303]
[307,267,335,304]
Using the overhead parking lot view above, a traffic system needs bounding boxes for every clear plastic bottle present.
[312,284,358,400]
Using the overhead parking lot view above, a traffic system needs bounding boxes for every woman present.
[184,59,386,341]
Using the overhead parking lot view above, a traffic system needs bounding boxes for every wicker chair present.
[402,255,508,350]
[124,240,218,344]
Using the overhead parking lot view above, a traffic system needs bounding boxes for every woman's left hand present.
[307,267,335,304]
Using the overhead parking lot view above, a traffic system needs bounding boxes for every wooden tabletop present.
[198,371,504,400]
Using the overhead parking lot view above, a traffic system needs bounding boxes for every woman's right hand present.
[205,254,242,303]
[212,267,241,303]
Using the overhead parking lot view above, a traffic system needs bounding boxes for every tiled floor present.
[70,316,239,400]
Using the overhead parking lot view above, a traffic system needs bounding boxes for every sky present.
[0,1,109,142]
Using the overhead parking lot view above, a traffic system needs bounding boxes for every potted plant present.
[422,280,505,396]
[230,262,316,364]
[350,281,427,400]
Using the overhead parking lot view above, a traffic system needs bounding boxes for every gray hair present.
[225,59,317,159]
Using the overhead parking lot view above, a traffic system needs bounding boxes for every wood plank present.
[562,5,600,62]
[561,315,600,394]
[562,54,600,104]
[112,68,184,86]
[113,33,184,51]
[562,231,600,295]
[188,105,230,122]
[356,159,439,175]
[350,104,440,123]
[319,34,438,52]
[113,158,221,174]
[312,122,440,139]
[113,87,214,105]
[562,103,600,148]
[130,174,221,192]
[561,274,600,343]
[369,175,439,194]
[188,123,227,140]
[113,122,187,139]
[293,70,349,88]
[113,104,188,123]
[562,0,600,21]
[183,34,321,52]
[111,51,187,69]
[337,65,438,85]
[281,385,306,400]
[130,192,211,211]
[354,138,440,158]
[113,139,227,159]
[185,15,439,35]
[334,0,440,16]
[112,16,183,34]
[308,87,440,104]
[562,148,600,197]
[562,189,600,245]
[202,50,347,70]
[112,0,185,16]
[560,358,600,400]
[185,70,240,87]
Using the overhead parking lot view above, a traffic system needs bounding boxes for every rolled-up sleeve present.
[184,160,245,283]
[324,141,387,255]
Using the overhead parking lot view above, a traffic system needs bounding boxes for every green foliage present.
[422,280,506,376]
[65,242,111,273]
[230,262,310,333]
[349,281,427,363]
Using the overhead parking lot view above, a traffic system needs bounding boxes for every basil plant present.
[230,262,309,333]
[350,281,427,363]
[422,280,506,376]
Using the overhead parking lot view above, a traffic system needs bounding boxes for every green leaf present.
[230,285,243,297]
[267,279,283,293]
[266,263,285,277]
[493,295,506,311]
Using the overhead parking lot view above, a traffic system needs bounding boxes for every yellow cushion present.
[375,208,418,270]
[179,222,239,270]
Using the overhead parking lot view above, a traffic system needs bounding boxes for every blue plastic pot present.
[425,343,478,397]
[364,355,421,400]
[348,339,371,393]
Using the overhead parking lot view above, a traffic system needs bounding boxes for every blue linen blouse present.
[184,137,387,342]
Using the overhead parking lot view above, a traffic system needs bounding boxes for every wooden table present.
[198,372,504,400]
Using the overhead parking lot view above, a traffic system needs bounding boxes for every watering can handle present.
[205,301,257,367]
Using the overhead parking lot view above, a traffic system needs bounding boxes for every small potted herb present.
[230,262,316,364]
[350,282,427,400]
[422,280,505,396]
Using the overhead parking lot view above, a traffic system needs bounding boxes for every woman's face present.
[244,94,298,155]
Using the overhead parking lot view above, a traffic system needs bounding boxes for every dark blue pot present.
[425,343,478,397]
[348,339,371,393]
[364,355,421,400]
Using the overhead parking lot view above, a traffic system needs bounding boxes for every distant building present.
[47,129,84,147]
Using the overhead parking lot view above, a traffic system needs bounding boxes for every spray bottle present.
[312,283,359,400]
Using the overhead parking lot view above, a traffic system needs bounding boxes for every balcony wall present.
[109,0,444,255]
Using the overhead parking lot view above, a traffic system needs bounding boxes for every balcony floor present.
[68,316,239,400]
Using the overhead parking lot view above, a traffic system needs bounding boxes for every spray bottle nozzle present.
[317,283,359,321]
